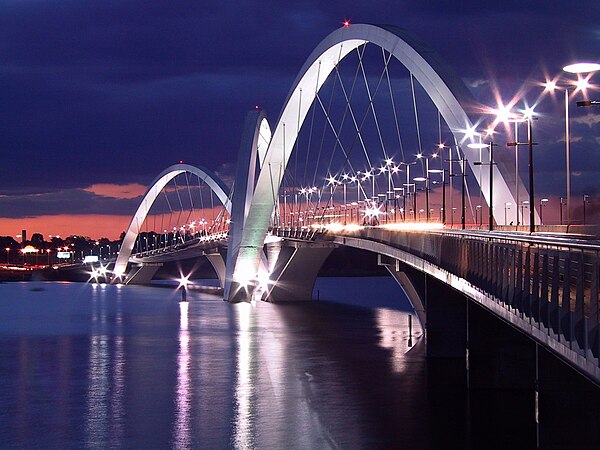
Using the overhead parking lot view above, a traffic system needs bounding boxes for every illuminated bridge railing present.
[272,226,600,372]
[131,231,229,259]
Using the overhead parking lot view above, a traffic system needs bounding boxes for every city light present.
[563,62,600,74]
[177,274,190,289]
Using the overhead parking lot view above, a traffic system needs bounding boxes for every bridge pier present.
[205,250,227,289]
[379,255,467,359]
[262,240,335,302]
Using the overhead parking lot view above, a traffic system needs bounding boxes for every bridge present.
[103,24,600,388]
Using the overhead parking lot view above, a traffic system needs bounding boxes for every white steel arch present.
[225,109,272,300]
[232,23,524,285]
[113,163,231,280]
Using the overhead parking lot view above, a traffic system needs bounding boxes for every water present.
[0,278,544,449]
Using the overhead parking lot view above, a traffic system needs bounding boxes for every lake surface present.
[0,278,539,449]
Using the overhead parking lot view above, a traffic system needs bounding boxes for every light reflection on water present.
[232,301,254,450]
[375,308,422,374]
[173,301,191,450]
[0,280,433,448]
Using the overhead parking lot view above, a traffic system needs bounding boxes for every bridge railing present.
[131,231,229,258]
[355,228,600,366]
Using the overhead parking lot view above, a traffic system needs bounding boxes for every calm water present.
[0,278,539,449]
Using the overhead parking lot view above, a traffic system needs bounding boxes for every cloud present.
[83,183,147,199]
[557,135,583,143]
[467,78,489,88]
[572,113,600,128]
[0,188,140,218]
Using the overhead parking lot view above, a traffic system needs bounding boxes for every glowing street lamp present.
[5,247,10,264]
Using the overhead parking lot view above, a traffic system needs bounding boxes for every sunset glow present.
[0,214,131,240]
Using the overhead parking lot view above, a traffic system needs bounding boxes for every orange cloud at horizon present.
[0,214,132,241]
[83,183,147,199]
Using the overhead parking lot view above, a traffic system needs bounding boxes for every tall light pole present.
[527,118,535,232]
[544,62,599,227]
[469,141,497,231]
[436,144,451,225]
[415,153,431,221]
[399,161,416,221]
[446,150,466,229]
[507,113,537,233]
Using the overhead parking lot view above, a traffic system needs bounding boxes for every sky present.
[1,0,600,239]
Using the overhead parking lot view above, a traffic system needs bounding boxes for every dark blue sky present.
[1,0,599,225]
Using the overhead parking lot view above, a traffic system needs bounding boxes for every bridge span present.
[107,22,600,390]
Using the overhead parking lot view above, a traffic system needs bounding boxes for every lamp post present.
[543,62,599,227]
[504,203,512,225]
[448,157,467,230]
[416,154,427,221]
[5,247,9,264]
[469,141,497,230]
[399,161,416,221]
[507,115,537,233]
[393,187,404,221]
[342,175,349,224]
[583,195,590,225]
[476,205,483,227]
[436,144,451,225]
[559,197,565,225]
[540,198,549,224]
[521,201,529,225]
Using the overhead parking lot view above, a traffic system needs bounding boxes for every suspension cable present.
[383,48,405,162]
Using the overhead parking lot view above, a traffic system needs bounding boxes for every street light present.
[399,161,417,221]
[521,201,529,226]
[540,198,549,224]
[504,203,512,225]
[583,195,591,225]
[507,113,537,233]
[544,62,599,227]
[469,141,497,231]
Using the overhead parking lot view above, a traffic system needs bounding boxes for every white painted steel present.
[113,164,231,280]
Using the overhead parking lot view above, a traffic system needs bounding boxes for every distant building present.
[21,229,27,244]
